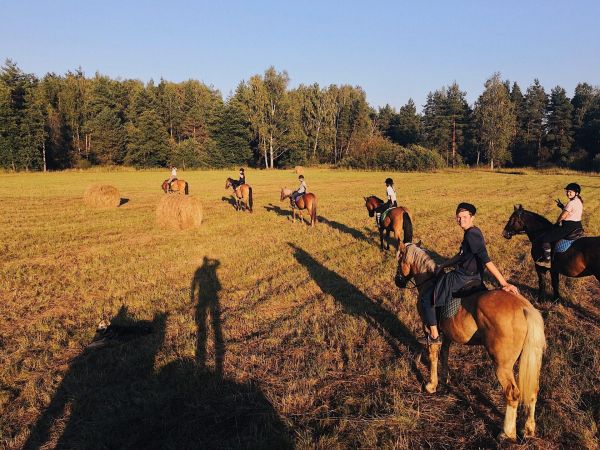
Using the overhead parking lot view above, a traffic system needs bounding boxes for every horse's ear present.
[518,204,523,210]
[514,205,518,211]
[416,240,422,248]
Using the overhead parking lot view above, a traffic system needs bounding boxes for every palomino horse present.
[502,205,600,301]
[395,242,545,441]
[225,178,253,212]
[280,188,317,227]
[364,196,413,251]
[162,179,189,195]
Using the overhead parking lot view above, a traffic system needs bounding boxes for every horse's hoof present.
[522,425,536,438]
[497,432,517,443]
[425,382,437,394]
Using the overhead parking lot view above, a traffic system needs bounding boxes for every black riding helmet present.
[565,183,581,194]
[385,177,394,185]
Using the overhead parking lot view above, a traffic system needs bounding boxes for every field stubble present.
[0,169,599,449]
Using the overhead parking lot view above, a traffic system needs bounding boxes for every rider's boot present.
[535,244,552,269]
[376,212,381,226]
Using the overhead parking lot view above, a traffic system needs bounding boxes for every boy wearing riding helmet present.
[414,202,519,346]
[536,182,584,268]
[238,168,246,186]
[375,178,398,225]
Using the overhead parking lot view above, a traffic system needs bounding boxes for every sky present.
[2,0,599,111]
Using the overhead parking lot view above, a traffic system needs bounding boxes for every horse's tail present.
[184,182,189,195]
[310,195,317,225]
[402,210,413,243]
[518,306,545,410]
[248,186,253,212]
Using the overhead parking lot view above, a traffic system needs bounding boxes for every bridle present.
[503,210,528,238]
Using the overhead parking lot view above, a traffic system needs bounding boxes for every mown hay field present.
[1,168,599,449]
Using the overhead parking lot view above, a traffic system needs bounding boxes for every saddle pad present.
[555,238,577,253]
[440,297,461,321]
[380,207,394,223]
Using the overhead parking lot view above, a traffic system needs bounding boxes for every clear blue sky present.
[2,0,599,111]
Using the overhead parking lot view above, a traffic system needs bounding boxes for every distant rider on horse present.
[291,175,307,208]
[231,168,246,190]
[375,178,397,225]
[536,182,584,268]
[166,166,178,192]
[411,202,519,346]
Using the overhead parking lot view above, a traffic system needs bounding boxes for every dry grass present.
[83,184,121,208]
[0,168,599,449]
[156,195,203,230]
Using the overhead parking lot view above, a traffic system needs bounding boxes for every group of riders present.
[165,166,585,345]
[370,177,584,346]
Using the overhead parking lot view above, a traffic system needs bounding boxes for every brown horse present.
[502,205,600,301]
[225,178,253,212]
[364,196,413,251]
[395,242,545,441]
[162,179,189,195]
[280,188,317,226]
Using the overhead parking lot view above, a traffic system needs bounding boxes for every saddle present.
[380,207,394,224]
[554,228,584,254]
[439,279,487,322]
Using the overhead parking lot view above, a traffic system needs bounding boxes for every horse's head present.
[225,178,232,189]
[281,187,291,201]
[364,196,380,217]
[502,205,528,239]
[161,180,168,193]
[395,241,435,289]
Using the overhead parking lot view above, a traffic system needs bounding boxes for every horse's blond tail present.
[518,306,546,410]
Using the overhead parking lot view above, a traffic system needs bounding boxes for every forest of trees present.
[1,59,599,172]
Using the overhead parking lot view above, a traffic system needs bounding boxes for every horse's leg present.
[385,229,391,250]
[535,265,546,301]
[496,364,520,441]
[379,227,384,251]
[425,343,442,393]
[551,270,561,302]
[439,340,451,386]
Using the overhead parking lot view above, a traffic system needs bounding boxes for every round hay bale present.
[83,184,121,208]
[294,166,304,175]
[156,195,203,230]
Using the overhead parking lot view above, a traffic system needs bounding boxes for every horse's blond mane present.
[406,244,437,273]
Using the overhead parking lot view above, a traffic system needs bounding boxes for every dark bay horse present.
[225,178,253,212]
[502,205,600,301]
[162,179,189,195]
[364,196,413,251]
[396,242,545,441]
[280,188,317,227]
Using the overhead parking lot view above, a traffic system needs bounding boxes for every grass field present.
[1,168,599,449]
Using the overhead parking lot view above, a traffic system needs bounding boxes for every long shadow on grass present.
[221,195,237,210]
[289,243,424,384]
[264,203,292,218]
[191,256,225,376]
[316,215,371,243]
[24,303,292,448]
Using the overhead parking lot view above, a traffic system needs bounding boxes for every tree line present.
[1,60,599,172]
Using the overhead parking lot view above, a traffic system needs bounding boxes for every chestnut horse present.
[225,178,253,212]
[161,179,189,195]
[395,242,545,441]
[280,188,317,227]
[364,196,413,251]
[502,204,600,301]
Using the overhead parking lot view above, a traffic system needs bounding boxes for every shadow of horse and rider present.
[24,257,291,449]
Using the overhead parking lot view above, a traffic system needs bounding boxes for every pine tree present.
[474,73,516,169]
[571,82,597,153]
[523,79,548,166]
[388,99,421,146]
[87,106,126,164]
[546,86,573,165]
[125,110,171,167]
[215,100,252,166]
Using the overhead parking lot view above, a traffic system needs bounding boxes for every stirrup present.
[535,257,551,269]
[418,334,442,346]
